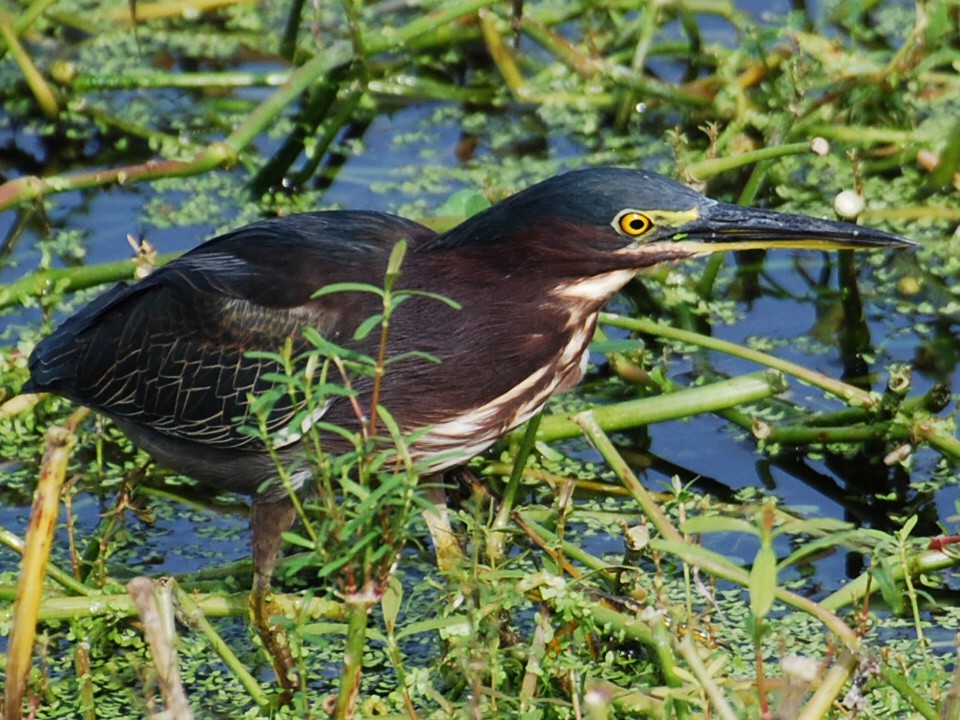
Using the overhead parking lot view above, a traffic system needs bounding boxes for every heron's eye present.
[616,211,653,237]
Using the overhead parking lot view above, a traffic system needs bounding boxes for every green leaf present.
[311,281,384,299]
[776,517,854,537]
[777,528,889,571]
[248,388,287,414]
[434,188,491,219]
[897,514,919,542]
[301,328,377,365]
[395,615,472,641]
[376,404,402,441]
[873,556,904,614]
[394,288,462,310]
[681,516,761,536]
[301,622,348,638]
[386,294,410,313]
[280,531,316,550]
[340,476,370,501]
[380,575,403,635]
[315,420,362,444]
[353,313,384,340]
[259,372,298,385]
[243,349,285,362]
[376,405,414,468]
[306,382,355,399]
[651,539,745,575]
[385,238,407,288]
[749,541,777,620]
[383,349,442,366]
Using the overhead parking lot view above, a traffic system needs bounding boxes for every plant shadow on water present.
[1,0,959,718]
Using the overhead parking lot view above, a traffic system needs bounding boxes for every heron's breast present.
[411,313,597,472]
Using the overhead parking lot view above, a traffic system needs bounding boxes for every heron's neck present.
[548,269,637,307]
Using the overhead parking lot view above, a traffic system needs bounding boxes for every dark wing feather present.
[27,211,436,449]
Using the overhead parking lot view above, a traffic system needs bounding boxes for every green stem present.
[250,80,341,195]
[573,412,683,544]
[58,69,290,91]
[0,145,234,212]
[172,581,270,709]
[695,252,724,298]
[651,617,688,717]
[368,75,498,103]
[600,313,878,408]
[73,637,95,720]
[488,413,542,560]
[795,650,858,720]
[0,10,58,117]
[478,9,529,101]
[755,422,904,445]
[334,596,373,719]
[585,678,665,717]
[819,548,958,612]
[12,0,61,36]
[571,423,887,699]
[288,86,365,187]
[0,525,90,596]
[696,113,797,299]
[613,0,662,131]
[5,427,74,720]
[796,124,922,146]
[588,602,656,648]
[0,588,343,623]
[879,662,942,720]
[686,141,815,180]
[676,634,738,720]
[537,370,786,441]
[914,418,960,462]
[514,512,617,586]
[280,0,307,60]
[654,536,859,649]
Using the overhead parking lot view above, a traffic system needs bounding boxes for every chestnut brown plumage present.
[25,166,912,687]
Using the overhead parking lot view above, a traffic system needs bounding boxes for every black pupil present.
[629,216,646,231]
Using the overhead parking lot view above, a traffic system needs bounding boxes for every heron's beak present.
[671,201,915,253]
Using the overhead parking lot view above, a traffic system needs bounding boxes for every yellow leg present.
[249,499,301,693]
[421,476,464,572]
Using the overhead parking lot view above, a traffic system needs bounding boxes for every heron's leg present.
[250,498,300,691]
[421,474,463,572]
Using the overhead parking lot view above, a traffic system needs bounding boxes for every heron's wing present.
[27,212,436,449]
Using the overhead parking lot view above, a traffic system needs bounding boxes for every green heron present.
[25,166,910,685]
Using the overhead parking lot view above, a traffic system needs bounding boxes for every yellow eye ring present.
[617,211,653,237]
